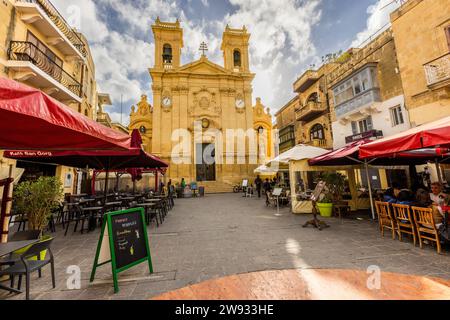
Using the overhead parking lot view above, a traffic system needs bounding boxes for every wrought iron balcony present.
[16,0,86,58]
[9,41,82,97]
[424,53,450,87]
[334,88,381,118]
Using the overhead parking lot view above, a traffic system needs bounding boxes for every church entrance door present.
[196,143,216,182]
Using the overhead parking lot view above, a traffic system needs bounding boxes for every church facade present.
[129,19,273,192]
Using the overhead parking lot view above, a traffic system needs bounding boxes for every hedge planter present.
[317,203,333,217]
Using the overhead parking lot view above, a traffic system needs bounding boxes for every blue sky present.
[52,0,402,125]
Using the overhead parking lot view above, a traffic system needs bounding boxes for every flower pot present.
[317,203,333,217]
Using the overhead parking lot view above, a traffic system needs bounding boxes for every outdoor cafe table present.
[0,239,39,293]
[81,206,104,232]
[132,203,156,225]
[104,201,122,212]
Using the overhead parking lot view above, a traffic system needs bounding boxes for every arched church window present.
[310,124,324,141]
[233,50,241,67]
[163,44,173,64]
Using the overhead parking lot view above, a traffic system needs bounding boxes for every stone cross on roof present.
[199,42,208,56]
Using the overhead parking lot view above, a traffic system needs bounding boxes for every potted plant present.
[317,173,348,217]
[13,176,63,258]
[317,192,334,217]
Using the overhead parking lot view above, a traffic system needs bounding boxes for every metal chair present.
[0,237,56,300]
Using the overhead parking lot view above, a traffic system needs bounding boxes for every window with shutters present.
[390,105,404,127]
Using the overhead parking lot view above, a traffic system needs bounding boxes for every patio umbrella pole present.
[435,159,443,183]
[103,160,110,206]
[364,160,376,221]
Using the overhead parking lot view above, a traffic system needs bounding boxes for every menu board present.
[110,211,148,270]
[90,208,153,293]
[311,181,326,202]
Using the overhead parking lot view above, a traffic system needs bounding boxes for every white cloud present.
[53,0,322,113]
[224,0,322,109]
[350,0,401,48]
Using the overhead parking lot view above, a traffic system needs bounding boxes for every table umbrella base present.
[303,219,330,230]
[303,201,330,231]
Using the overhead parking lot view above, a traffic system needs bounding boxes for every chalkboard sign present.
[90,208,153,293]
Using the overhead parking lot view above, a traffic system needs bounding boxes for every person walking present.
[263,178,272,206]
[255,175,263,198]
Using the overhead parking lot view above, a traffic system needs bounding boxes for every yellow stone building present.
[0,0,104,194]
[129,19,273,192]
[293,63,336,150]
[275,96,300,154]
[390,0,450,126]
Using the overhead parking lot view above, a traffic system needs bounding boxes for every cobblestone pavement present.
[1,193,449,300]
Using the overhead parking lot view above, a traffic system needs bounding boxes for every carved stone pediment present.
[190,87,222,116]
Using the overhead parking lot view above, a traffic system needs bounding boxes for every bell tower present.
[151,17,184,69]
[221,25,250,73]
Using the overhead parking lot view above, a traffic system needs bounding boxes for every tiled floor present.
[1,193,449,300]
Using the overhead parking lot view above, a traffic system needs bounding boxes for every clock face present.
[236,99,245,109]
[201,118,210,129]
[162,96,172,107]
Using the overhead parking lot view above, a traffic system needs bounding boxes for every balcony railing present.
[334,88,381,118]
[296,100,327,121]
[9,41,82,97]
[294,70,319,93]
[17,0,86,57]
[307,139,327,148]
[424,53,450,87]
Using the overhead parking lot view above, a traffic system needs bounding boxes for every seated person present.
[396,189,414,205]
[395,189,415,223]
[383,188,397,203]
[430,182,447,227]
[414,188,432,207]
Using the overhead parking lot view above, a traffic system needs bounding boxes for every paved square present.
[1,194,449,300]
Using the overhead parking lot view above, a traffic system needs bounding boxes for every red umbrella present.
[308,140,370,166]
[3,148,168,170]
[360,116,450,159]
[0,77,131,151]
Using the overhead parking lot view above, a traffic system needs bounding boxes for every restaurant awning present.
[4,148,168,170]
[0,77,132,151]
[267,144,329,166]
[359,116,450,159]
[309,141,450,167]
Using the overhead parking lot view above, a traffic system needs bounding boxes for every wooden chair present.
[375,201,397,239]
[411,206,442,254]
[392,204,416,245]
[334,201,351,221]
